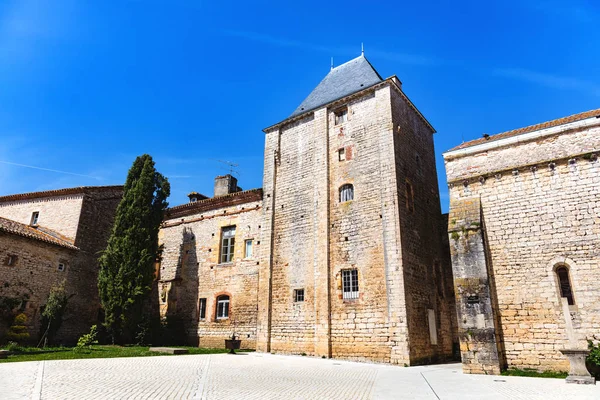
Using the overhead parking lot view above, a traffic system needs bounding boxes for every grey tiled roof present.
[290,55,383,117]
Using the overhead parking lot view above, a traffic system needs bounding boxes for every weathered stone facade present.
[0,186,123,344]
[160,55,456,364]
[444,109,600,373]
[159,182,263,348]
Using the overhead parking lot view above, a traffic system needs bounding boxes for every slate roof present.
[448,108,600,152]
[290,55,383,118]
[0,216,79,250]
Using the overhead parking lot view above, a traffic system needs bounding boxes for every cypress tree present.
[98,154,170,344]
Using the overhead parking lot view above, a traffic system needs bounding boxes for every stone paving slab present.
[149,347,189,355]
[0,353,599,399]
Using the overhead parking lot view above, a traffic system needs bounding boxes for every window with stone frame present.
[338,148,346,161]
[342,269,359,300]
[335,108,348,125]
[244,239,253,258]
[556,265,575,305]
[220,226,236,263]
[216,295,230,320]
[339,184,354,202]
[294,289,305,302]
[198,298,207,320]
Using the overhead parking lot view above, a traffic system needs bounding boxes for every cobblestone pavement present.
[1,353,599,399]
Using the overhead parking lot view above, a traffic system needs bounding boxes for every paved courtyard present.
[1,352,599,399]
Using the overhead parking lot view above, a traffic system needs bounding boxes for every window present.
[245,239,253,258]
[405,181,414,213]
[342,269,359,300]
[220,226,236,263]
[30,212,39,226]
[556,266,575,305]
[339,184,354,202]
[216,295,230,319]
[294,289,305,302]
[338,148,346,161]
[199,298,207,320]
[190,197,198,203]
[57,263,66,272]
[5,254,18,266]
[335,109,348,125]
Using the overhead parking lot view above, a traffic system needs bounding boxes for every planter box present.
[225,339,241,354]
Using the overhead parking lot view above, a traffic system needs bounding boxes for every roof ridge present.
[448,108,600,152]
[0,216,79,250]
[0,185,123,203]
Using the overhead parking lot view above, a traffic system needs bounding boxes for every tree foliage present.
[38,280,70,346]
[98,154,170,343]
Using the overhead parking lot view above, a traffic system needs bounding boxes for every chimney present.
[390,75,402,90]
[187,191,208,203]
[214,174,241,197]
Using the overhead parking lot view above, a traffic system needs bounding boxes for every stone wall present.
[390,87,457,364]
[159,190,263,349]
[0,233,77,343]
[445,119,600,372]
[258,81,455,364]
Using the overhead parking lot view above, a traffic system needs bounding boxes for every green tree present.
[98,154,170,344]
[38,280,70,347]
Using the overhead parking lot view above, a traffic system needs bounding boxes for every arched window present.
[556,266,575,305]
[339,184,354,202]
[216,295,230,319]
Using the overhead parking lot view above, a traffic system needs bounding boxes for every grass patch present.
[501,368,567,379]
[0,345,252,363]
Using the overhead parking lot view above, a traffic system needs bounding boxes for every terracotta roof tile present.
[449,108,600,152]
[166,188,263,219]
[0,185,123,203]
[0,216,79,250]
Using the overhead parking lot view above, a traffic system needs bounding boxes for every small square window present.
[31,212,39,226]
[5,254,18,266]
[245,239,253,258]
[57,263,66,272]
[338,148,346,161]
[294,289,305,302]
[335,109,348,125]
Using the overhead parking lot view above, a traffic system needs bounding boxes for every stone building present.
[158,175,263,347]
[444,109,600,374]
[160,54,457,365]
[0,185,123,343]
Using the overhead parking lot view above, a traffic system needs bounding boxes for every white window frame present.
[216,295,230,320]
[244,239,253,258]
[339,184,354,202]
[338,148,346,161]
[57,263,66,272]
[220,226,236,263]
[342,269,359,300]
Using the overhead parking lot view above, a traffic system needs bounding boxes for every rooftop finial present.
[331,57,334,70]
[361,42,364,55]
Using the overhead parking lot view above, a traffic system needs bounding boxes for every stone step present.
[148,347,189,355]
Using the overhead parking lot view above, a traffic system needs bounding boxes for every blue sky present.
[1,0,598,212]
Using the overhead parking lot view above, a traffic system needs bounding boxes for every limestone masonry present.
[444,108,600,374]
[2,53,598,375]
[0,186,123,343]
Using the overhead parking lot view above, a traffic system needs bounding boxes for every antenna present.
[216,159,239,176]
[331,57,334,70]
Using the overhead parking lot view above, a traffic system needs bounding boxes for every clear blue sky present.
[1,0,598,212]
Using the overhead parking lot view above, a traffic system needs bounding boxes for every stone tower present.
[257,55,456,364]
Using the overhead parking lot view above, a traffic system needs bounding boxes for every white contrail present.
[0,160,100,179]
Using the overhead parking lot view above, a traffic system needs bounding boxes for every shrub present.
[587,340,600,378]
[76,325,98,348]
[6,313,30,344]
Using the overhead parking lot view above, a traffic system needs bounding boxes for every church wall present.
[159,192,263,349]
[445,121,600,372]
